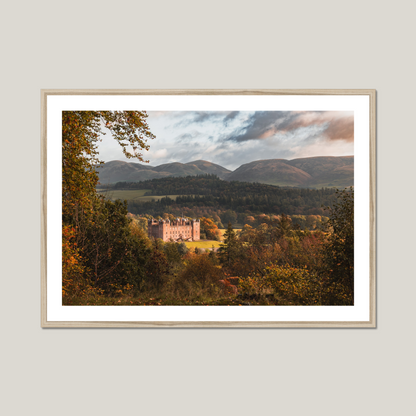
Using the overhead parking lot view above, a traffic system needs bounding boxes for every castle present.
[148,218,200,242]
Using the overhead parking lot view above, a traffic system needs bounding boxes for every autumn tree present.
[62,225,86,299]
[245,215,256,225]
[200,217,221,241]
[323,187,354,304]
[175,253,224,296]
[239,264,321,305]
[63,111,155,220]
[62,111,155,297]
[275,213,293,238]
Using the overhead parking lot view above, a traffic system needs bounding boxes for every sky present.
[97,111,354,171]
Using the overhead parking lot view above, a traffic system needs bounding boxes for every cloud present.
[174,130,202,143]
[226,111,354,143]
[149,148,168,160]
[323,114,354,142]
[97,110,354,170]
[172,111,229,128]
[226,111,296,142]
[223,111,240,126]
[278,111,354,142]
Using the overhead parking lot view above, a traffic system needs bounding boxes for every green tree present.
[145,239,169,290]
[177,242,189,256]
[221,210,237,226]
[164,241,182,265]
[324,187,354,304]
[218,222,238,266]
[73,198,149,295]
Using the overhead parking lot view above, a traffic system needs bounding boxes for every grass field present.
[218,228,242,239]
[184,240,222,249]
[98,189,184,202]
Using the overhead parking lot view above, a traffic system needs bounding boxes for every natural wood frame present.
[41,89,376,328]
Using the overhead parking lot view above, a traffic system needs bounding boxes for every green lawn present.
[98,189,183,202]
[218,228,242,239]
[184,240,222,249]
[98,189,150,200]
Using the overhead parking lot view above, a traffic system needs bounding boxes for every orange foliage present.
[62,225,85,297]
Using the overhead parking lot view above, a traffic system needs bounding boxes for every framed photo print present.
[41,89,376,327]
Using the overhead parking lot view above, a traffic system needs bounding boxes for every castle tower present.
[161,220,168,241]
[192,219,200,241]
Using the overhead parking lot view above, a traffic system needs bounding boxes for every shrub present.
[174,253,225,297]
[239,264,322,305]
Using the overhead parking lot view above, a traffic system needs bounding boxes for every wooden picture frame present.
[41,89,376,328]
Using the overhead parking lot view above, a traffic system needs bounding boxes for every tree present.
[62,111,156,297]
[218,222,238,266]
[200,217,221,240]
[245,215,256,225]
[163,241,182,265]
[221,210,237,226]
[324,187,354,304]
[145,239,169,290]
[62,225,86,299]
[62,111,155,220]
[239,265,321,305]
[306,215,323,230]
[274,213,293,238]
[72,197,150,295]
[176,253,224,295]
[177,242,189,256]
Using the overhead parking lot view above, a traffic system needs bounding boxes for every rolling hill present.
[97,160,231,184]
[228,156,354,187]
[287,156,354,188]
[226,159,313,186]
[97,156,353,188]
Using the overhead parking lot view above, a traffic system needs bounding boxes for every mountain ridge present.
[97,156,354,188]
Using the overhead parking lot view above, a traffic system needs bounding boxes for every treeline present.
[140,211,329,235]
[112,175,338,217]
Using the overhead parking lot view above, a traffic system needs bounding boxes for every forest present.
[103,175,338,219]
[63,111,354,307]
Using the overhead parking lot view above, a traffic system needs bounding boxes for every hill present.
[287,156,354,188]
[96,160,169,184]
[226,156,353,187]
[97,156,353,188]
[97,159,231,184]
[226,159,312,186]
[184,160,231,179]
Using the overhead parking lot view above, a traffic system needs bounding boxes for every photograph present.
[42,91,375,326]
[6,3,416,415]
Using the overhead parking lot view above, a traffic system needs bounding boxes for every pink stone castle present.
[147,218,200,242]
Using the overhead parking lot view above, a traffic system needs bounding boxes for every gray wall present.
[2,1,414,415]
